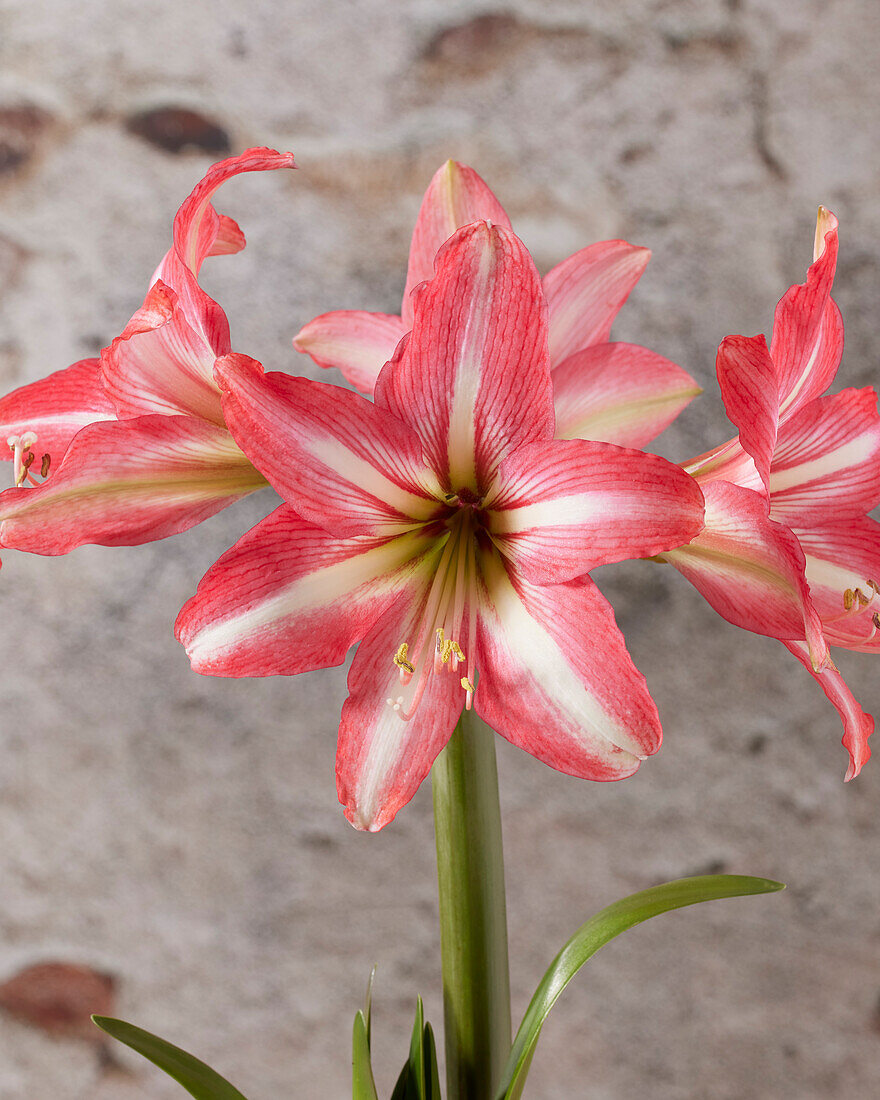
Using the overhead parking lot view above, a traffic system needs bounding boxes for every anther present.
[393,642,415,676]
[460,677,475,709]
[844,588,855,611]
[40,453,51,478]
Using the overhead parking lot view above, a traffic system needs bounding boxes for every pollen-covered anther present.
[460,676,475,709]
[393,642,415,683]
[7,431,38,486]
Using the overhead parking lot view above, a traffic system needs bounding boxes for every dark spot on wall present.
[125,106,231,156]
[0,103,55,176]
[0,961,117,1040]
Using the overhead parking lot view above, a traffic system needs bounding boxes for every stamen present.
[40,453,51,478]
[460,676,475,710]
[393,642,415,682]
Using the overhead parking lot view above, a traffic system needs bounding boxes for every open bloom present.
[177,221,705,830]
[294,159,700,451]
[0,147,295,554]
[660,209,880,778]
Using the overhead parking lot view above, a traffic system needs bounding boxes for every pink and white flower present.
[0,148,295,554]
[294,159,701,451]
[661,210,880,778]
[177,221,705,830]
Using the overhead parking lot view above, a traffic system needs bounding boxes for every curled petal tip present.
[212,352,264,390]
[814,206,838,262]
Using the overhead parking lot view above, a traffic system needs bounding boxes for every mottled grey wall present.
[1,1,880,1097]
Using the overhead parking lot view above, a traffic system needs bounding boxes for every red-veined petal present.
[772,208,841,419]
[101,282,224,424]
[474,550,656,777]
[544,240,650,365]
[768,388,880,526]
[715,333,778,494]
[337,581,463,831]
[292,310,407,394]
[797,518,880,651]
[487,438,705,584]
[662,480,828,668]
[0,359,115,467]
[401,160,512,325]
[177,505,437,675]
[216,354,442,537]
[376,221,554,493]
[0,415,264,553]
[552,341,701,446]
[783,640,873,781]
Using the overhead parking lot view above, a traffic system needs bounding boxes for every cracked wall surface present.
[1,1,880,1096]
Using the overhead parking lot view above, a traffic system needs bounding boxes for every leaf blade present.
[496,874,784,1100]
[353,1009,380,1100]
[92,1016,249,1100]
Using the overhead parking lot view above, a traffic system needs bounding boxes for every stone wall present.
[1,1,879,1096]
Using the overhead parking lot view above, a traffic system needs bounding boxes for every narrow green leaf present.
[408,997,427,1100]
[496,874,785,1100]
[92,1016,248,1100]
[390,1061,412,1100]
[364,967,376,1048]
[423,1022,442,1100]
[353,1010,379,1100]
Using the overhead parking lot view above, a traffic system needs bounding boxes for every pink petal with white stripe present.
[0,358,115,468]
[101,282,224,424]
[293,310,407,394]
[797,518,880,651]
[488,438,705,584]
[715,333,779,494]
[216,354,442,537]
[552,342,701,447]
[662,480,828,668]
[337,580,464,831]
[474,551,657,778]
[375,222,554,493]
[768,388,880,526]
[177,504,437,676]
[401,160,512,325]
[0,415,264,554]
[772,208,842,419]
[153,147,296,352]
[783,640,873,781]
[544,240,650,366]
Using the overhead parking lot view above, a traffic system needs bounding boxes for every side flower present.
[177,222,705,830]
[294,159,701,451]
[660,210,880,778]
[0,148,295,555]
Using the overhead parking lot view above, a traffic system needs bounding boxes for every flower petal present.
[0,358,115,467]
[177,504,437,675]
[552,341,701,447]
[474,550,656,777]
[337,582,463,831]
[662,480,828,668]
[154,147,297,354]
[783,640,873,781]
[772,208,842,419]
[375,221,554,493]
[768,388,880,526]
[101,282,224,424]
[715,333,779,494]
[488,438,705,584]
[544,240,650,366]
[292,310,407,394]
[401,160,512,325]
[0,415,264,553]
[796,517,880,651]
[215,354,442,537]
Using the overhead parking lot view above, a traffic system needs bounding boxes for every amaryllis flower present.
[177,221,705,830]
[294,159,700,451]
[0,148,295,555]
[660,209,880,778]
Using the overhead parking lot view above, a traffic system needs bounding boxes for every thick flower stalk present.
[660,209,880,777]
[0,148,295,555]
[294,159,701,451]
[177,220,705,830]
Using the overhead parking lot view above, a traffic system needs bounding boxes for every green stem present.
[432,710,511,1100]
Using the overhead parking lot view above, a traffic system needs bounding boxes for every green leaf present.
[92,1016,249,1100]
[364,966,376,1048]
[496,874,785,1100]
[353,1009,379,1100]
[391,998,442,1100]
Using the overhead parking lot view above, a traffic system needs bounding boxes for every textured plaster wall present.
[1,1,880,1097]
